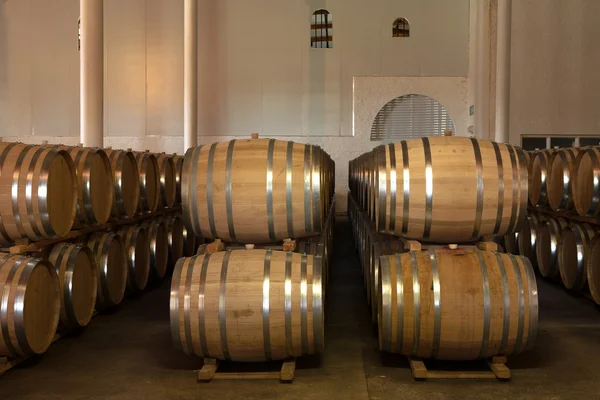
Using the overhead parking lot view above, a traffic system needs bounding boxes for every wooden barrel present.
[170,249,324,361]
[369,235,404,321]
[182,138,331,243]
[536,217,569,278]
[173,155,183,204]
[547,148,582,211]
[144,219,169,279]
[117,225,150,294]
[105,149,140,218]
[134,151,160,213]
[528,150,553,207]
[378,249,538,360]
[182,224,197,257]
[155,153,177,208]
[586,235,600,305]
[87,232,127,309]
[164,215,184,266]
[48,243,97,329]
[60,146,114,225]
[572,147,600,216]
[517,213,546,263]
[0,253,60,357]
[0,143,77,246]
[558,223,597,291]
[372,137,528,243]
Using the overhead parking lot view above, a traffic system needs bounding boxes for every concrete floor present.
[2,218,600,399]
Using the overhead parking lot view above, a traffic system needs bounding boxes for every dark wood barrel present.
[536,217,569,278]
[48,243,97,329]
[558,223,597,291]
[170,249,324,361]
[378,249,538,360]
[0,142,77,246]
[104,149,140,218]
[134,151,160,213]
[87,232,127,309]
[117,225,150,294]
[155,153,177,208]
[0,253,60,357]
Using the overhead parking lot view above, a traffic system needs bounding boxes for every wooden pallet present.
[197,358,296,382]
[408,356,510,380]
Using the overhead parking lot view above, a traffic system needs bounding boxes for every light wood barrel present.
[135,151,160,213]
[547,148,582,211]
[182,138,331,244]
[60,146,114,225]
[372,137,528,243]
[0,253,60,357]
[170,249,324,361]
[586,235,600,305]
[144,219,169,279]
[48,243,97,329]
[536,217,569,278]
[378,249,538,360]
[558,223,597,291]
[117,225,150,294]
[517,214,546,263]
[87,232,127,309]
[105,149,140,218]
[572,147,600,216]
[182,224,197,257]
[155,153,177,208]
[164,215,184,266]
[173,155,183,204]
[0,143,77,246]
[528,150,553,207]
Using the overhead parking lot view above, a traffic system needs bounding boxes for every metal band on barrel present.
[394,253,404,353]
[304,145,311,232]
[313,255,324,353]
[170,257,185,352]
[389,143,397,232]
[14,258,35,355]
[521,257,539,351]
[586,149,600,216]
[312,146,322,231]
[25,147,47,237]
[495,253,511,355]
[300,254,309,355]
[198,253,211,357]
[430,250,441,359]
[515,147,529,231]
[380,256,392,352]
[0,143,19,242]
[422,138,433,239]
[206,143,218,239]
[286,141,294,238]
[225,140,237,242]
[284,252,293,356]
[0,255,22,356]
[12,145,34,239]
[505,145,519,234]
[377,146,387,231]
[263,250,272,360]
[492,141,505,234]
[509,255,525,354]
[557,151,571,210]
[182,257,196,355]
[410,251,420,356]
[470,138,484,240]
[475,250,491,358]
[401,141,410,235]
[571,224,589,290]
[266,139,276,242]
[189,146,202,236]
[219,251,232,360]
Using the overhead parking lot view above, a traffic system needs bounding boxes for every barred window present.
[311,9,332,48]
[393,17,410,38]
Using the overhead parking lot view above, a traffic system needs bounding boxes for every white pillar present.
[80,0,104,148]
[183,0,198,152]
[494,0,512,144]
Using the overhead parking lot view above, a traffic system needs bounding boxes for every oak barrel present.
[371,136,528,243]
[144,219,169,279]
[155,153,177,208]
[0,143,77,245]
[182,138,332,243]
[528,150,553,207]
[173,155,183,204]
[547,148,582,211]
[105,149,140,218]
[182,224,197,257]
[558,223,597,291]
[164,215,184,267]
[0,253,60,357]
[378,249,538,360]
[48,243,97,329]
[536,217,569,278]
[517,213,546,263]
[586,235,600,305]
[572,147,600,216]
[117,225,150,294]
[87,232,127,309]
[60,146,114,225]
[134,151,160,213]
[170,249,323,361]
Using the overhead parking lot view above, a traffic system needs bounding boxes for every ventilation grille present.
[370,94,455,141]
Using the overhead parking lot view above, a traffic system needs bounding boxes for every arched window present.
[311,9,332,48]
[393,17,410,38]
[370,94,455,141]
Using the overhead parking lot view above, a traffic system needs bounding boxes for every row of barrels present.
[0,213,199,359]
[348,135,528,243]
[348,194,539,361]
[0,140,184,247]
[503,213,600,305]
[181,136,335,244]
[527,146,600,216]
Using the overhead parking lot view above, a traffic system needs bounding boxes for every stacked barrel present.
[0,140,189,361]
[348,135,539,361]
[506,146,600,305]
[171,135,334,362]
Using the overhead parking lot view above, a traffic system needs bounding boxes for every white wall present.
[0,0,470,212]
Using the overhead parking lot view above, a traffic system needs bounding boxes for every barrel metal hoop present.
[64,245,82,327]
[188,146,202,235]
[586,149,600,216]
[521,257,539,351]
[300,253,309,355]
[429,250,442,359]
[389,143,397,232]
[538,151,548,205]
[0,143,19,242]
[400,141,410,235]
[312,254,324,353]
[422,138,433,240]
[183,256,196,356]
[206,143,218,239]
[0,255,22,356]
[286,141,295,238]
[225,140,237,242]
[547,218,560,277]
[509,255,525,354]
[494,252,511,355]
[284,252,293,357]
[515,147,529,231]
[198,253,211,357]
[394,253,404,353]
[12,145,35,239]
[14,258,35,355]
[266,139,276,242]
[219,251,232,360]
[410,251,421,356]
[97,234,113,305]
[491,141,505,234]
[557,150,571,210]
[377,146,387,232]
[112,152,125,215]
[303,145,311,232]
[25,146,47,238]
[380,256,392,352]
[470,138,484,241]
[262,250,273,360]
[570,224,588,290]
[505,145,519,234]
[311,146,322,231]
[475,250,491,359]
